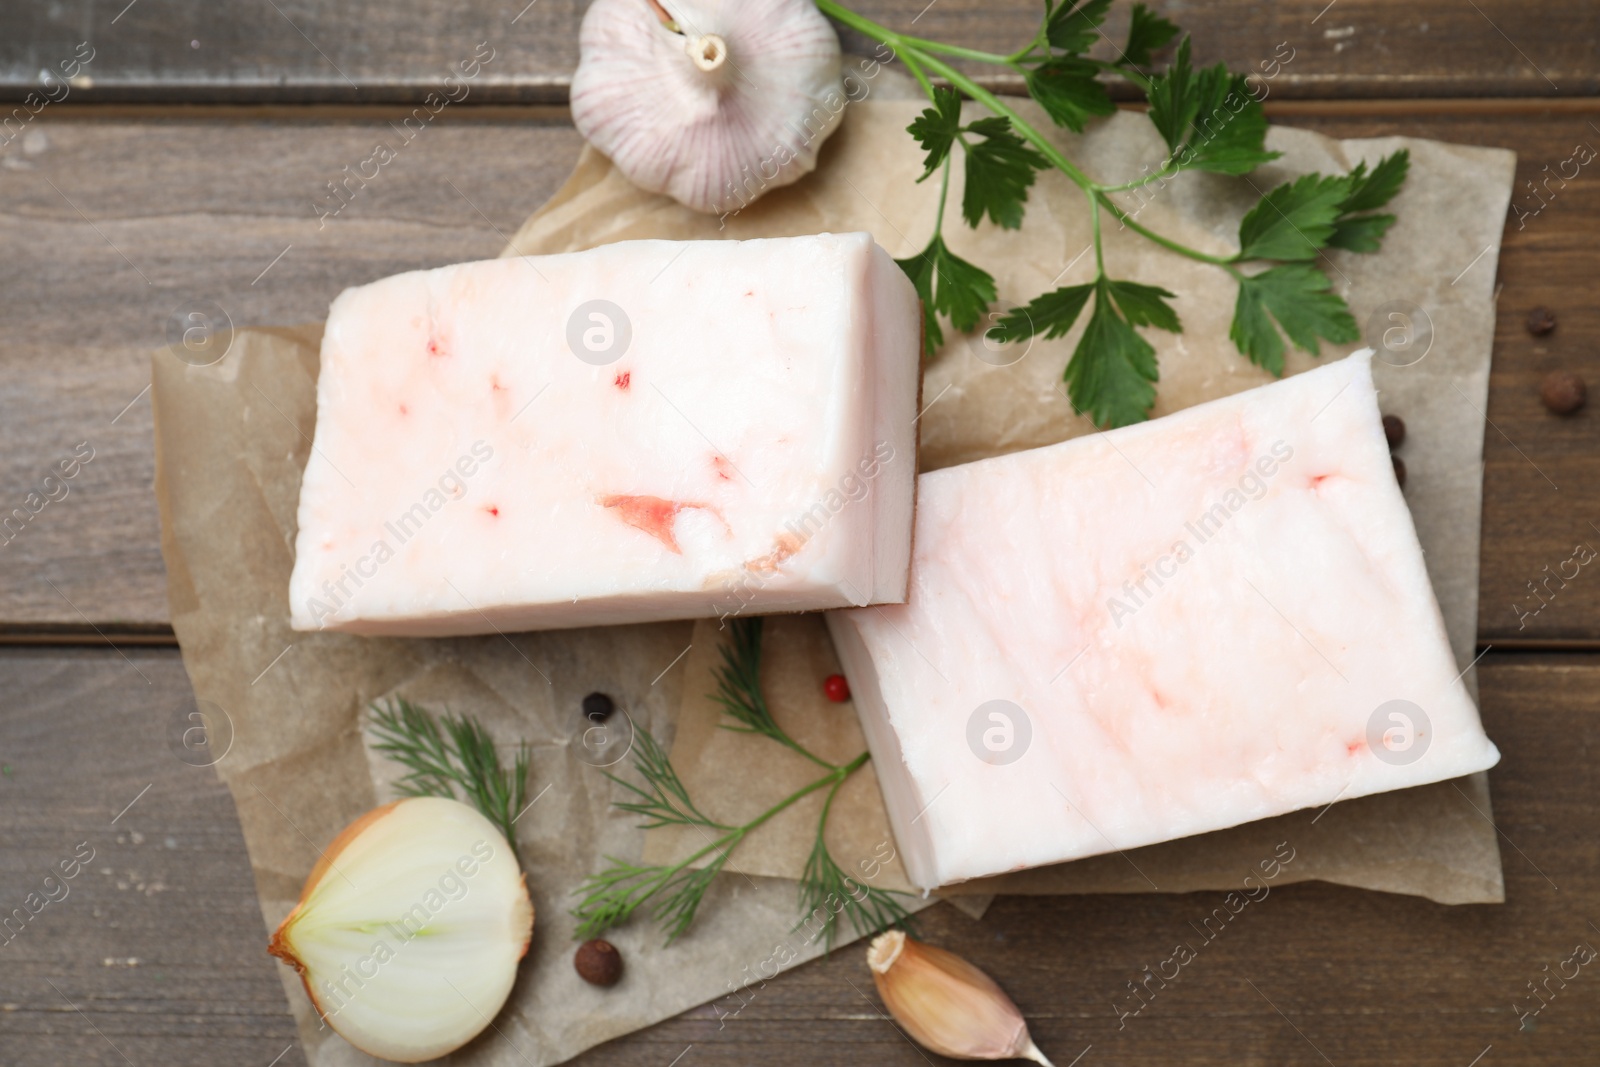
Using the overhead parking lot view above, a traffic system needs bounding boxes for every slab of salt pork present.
[827,351,1500,889]
[288,232,920,635]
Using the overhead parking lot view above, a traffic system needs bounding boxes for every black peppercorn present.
[582,691,616,723]
[1392,456,1406,489]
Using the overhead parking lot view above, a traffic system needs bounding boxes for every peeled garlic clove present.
[868,930,1054,1065]
[571,0,845,215]
[268,797,534,1063]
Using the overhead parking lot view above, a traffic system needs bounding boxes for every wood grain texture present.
[1276,109,1600,643]
[0,647,303,1067]
[3,108,1598,636]
[0,648,1592,1065]
[0,115,583,628]
[0,1,1592,105]
[2,8,1594,1066]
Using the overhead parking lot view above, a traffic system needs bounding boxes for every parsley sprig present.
[818,0,1410,428]
[575,618,913,947]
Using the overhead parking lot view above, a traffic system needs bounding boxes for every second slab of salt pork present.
[826,351,1501,890]
[289,233,920,634]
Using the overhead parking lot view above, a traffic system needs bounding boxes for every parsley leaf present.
[1181,65,1276,175]
[998,278,1178,426]
[997,282,1095,340]
[896,234,997,355]
[906,87,963,180]
[1145,38,1279,175]
[895,245,944,352]
[1229,265,1359,375]
[1324,150,1409,252]
[998,279,1177,428]
[1238,153,1410,260]
[1120,3,1180,67]
[1339,149,1410,214]
[1046,0,1114,55]
[961,116,1049,229]
[1235,172,1353,261]
[1326,213,1396,253]
[1065,279,1163,428]
[926,241,997,333]
[1026,57,1115,132]
[1106,279,1181,331]
[1143,35,1197,151]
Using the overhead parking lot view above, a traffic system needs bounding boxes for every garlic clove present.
[268,797,534,1063]
[868,930,1054,1065]
[571,0,845,215]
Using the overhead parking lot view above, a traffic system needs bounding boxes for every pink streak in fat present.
[599,494,721,554]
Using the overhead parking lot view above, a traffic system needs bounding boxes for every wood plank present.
[0,1,1591,105]
[0,647,302,1066]
[1,647,1593,1064]
[0,114,584,628]
[1274,109,1600,643]
[2,106,1598,635]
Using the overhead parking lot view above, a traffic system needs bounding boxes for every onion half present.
[268,797,534,1062]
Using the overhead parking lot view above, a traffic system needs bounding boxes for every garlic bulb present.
[571,0,845,215]
[868,930,1054,1065]
[268,797,534,1063]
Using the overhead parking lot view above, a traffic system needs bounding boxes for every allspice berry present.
[1526,307,1557,336]
[1541,371,1587,415]
[1392,456,1407,489]
[1381,414,1406,450]
[575,939,623,986]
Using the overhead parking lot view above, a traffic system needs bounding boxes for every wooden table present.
[0,3,1595,1064]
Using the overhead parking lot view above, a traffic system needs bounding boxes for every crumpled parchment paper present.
[515,98,1515,908]
[153,93,1515,1067]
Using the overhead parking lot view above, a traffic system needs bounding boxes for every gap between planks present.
[3,632,1599,656]
[25,96,1600,125]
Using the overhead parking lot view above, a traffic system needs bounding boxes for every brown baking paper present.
[153,92,1514,1066]
[153,324,950,1067]
[514,96,1515,910]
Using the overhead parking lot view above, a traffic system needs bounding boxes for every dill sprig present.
[712,618,836,770]
[369,697,530,862]
[575,618,913,948]
[797,775,916,952]
[606,726,727,831]
[574,851,732,946]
